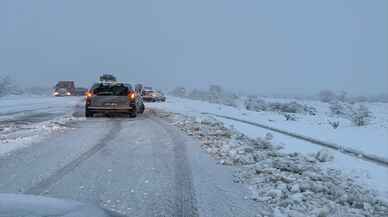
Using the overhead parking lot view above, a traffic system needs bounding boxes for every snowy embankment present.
[204,112,388,167]
[0,95,83,155]
[152,96,388,161]
[147,96,388,203]
[153,110,388,217]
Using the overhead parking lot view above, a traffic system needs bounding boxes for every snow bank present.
[0,95,83,155]
[0,115,84,156]
[161,112,388,217]
[149,96,388,160]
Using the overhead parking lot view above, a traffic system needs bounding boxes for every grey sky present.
[1,0,387,95]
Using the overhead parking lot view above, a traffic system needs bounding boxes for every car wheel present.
[85,108,94,118]
[139,104,145,114]
[129,111,137,118]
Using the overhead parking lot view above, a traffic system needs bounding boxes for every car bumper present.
[87,106,136,113]
[143,97,155,102]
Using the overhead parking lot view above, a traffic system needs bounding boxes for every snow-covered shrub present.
[0,75,12,96]
[209,85,223,97]
[180,85,239,107]
[349,96,369,103]
[329,100,372,126]
[350,105,371,126]
[280,101,305,113]
[304,105,317,115]
[329,100,349,116]
[268,101,306,114]
[244,96,267,111]
[347,94,388,103]
[217,97,238,107]
[319,90,351,103]
[207,85,238,107]
[244,97,317,116]
[315,149,334,162]
[337,91,348,102]
[329,101,341,115]
[319,90,337,103]
[264,133,274,141]
[284,113,296,121]
[328,120,340,129]
[0,75,22,97]
[188,89,209,101]
[170,86,187,97]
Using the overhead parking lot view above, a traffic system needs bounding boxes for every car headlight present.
[66,92,71,96]
[53,92,59,96]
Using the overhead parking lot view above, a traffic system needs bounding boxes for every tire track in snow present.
[149,116,199,217]
[25,120,122,195]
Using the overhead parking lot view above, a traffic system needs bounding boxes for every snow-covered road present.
[1,95,387,216]
[0,96,83,155]
[0,96,263,217]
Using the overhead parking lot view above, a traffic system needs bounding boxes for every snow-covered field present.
[0,95,83,155]
[148,96,388,200]
[151,96,388,160]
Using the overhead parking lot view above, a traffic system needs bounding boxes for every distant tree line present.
[318,89,388,103]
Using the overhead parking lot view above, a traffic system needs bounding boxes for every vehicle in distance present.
[142,87,166,102]
[142,86,154,102]
[125,83,145,114]
[85,82,144,118]
[154,90,166,102]
[53,81,75,96]
[75,87,88,96]
[135,83,144,94]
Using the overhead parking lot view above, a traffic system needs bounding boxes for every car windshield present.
[56,83,72,88]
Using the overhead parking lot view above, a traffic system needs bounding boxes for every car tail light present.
[128,91,136,101]
[85,91,93,98]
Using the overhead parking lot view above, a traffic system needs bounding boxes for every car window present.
[124,83,133,91]
[92,84,128,96]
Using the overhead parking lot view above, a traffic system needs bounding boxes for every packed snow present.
[150,96,388,161]
[147,96,388,206]
[155,111,388,217]
[0,95,83,155]
[2,93,388,216]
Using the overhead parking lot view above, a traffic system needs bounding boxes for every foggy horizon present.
[1,0,387,96]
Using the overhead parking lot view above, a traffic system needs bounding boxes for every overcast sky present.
[1,0,387,95]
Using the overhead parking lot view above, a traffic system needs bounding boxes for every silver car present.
[85,82,144,118]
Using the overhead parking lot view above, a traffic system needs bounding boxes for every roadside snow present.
[149,96,388,160]
[217,117,388,200]
[0,95,82,155]
[155,111,388,217]
[147,96,388,205]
